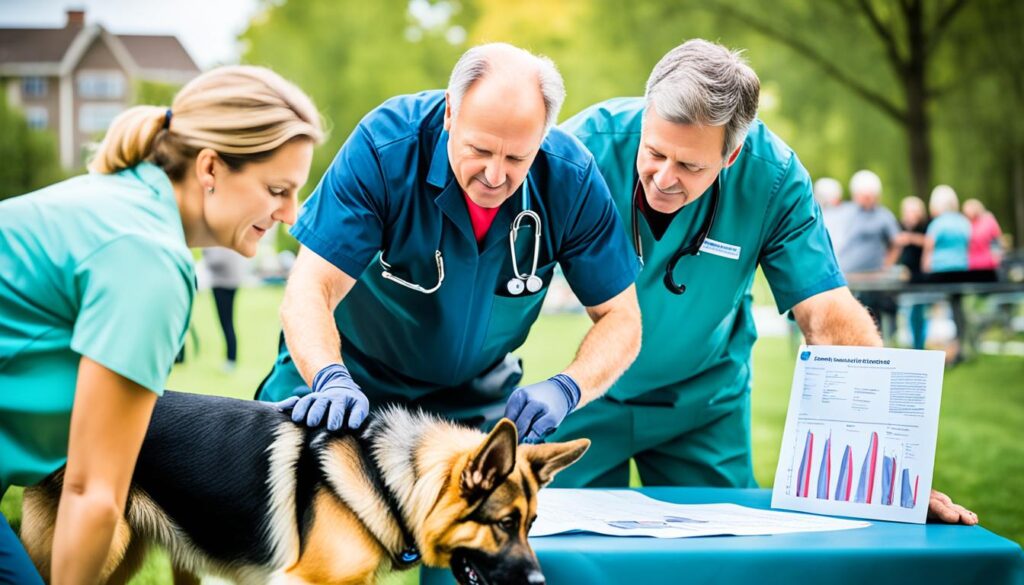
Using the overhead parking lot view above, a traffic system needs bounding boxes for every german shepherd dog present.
[19,391,589,584]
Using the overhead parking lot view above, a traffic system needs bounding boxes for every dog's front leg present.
[274,488,385,585]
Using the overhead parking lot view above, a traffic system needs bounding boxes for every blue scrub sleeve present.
[758,155,846,313]
[69,236,192,394]
[290,126,387,280]
[0,514,44,585]
[558,159,639,307]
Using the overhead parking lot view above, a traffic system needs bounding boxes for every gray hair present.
[850,169,882,197]
[645,39,760,158]
[446,43,565,132]
[813,177,843,207]
[929,184,960,216]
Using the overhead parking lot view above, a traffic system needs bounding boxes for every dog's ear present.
[461,419,518,500]
[523,438,590,487]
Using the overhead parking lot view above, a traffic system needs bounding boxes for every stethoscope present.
[506,175,542,295]
[379,175,542,296]
[631,175,721,295]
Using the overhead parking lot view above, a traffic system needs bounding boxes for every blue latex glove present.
[503,373,581,444]
[274,364,369,431]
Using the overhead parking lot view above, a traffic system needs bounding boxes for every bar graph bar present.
[835,445,853,501]
[882,453,897,506]
[796,430,814,498]
[854,432,879,504]
[816,434,831,499]
[900,468,919,509]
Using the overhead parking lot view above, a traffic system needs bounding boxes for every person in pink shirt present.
[963,198,1003,275]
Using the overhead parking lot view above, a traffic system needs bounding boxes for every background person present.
[835,169,901,338]
[0,66,322,584]
[963,198,1003,281]
[202,247,250,372]
[923,185,971,276]
[923,184,972,362]
[813,176,850,253]
[894,196,930,349]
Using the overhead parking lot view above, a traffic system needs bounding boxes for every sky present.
[0,0,262,68]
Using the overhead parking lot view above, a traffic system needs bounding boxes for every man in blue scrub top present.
[549,39,975,523]
[257,43,641,443]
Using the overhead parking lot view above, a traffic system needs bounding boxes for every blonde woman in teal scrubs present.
[0,66,322,584]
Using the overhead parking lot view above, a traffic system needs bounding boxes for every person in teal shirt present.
[924,184,971,273]
[257,43,641,443]
[550,39,977,525]
[0,66,323,584]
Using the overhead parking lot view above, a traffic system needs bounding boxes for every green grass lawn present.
[3,285,1021,584]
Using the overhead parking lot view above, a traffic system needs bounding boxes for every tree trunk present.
[903,0,932,199]
[904,80,931,199]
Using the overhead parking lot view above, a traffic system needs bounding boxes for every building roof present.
[0,17,199,78]
[115,34,199,73]
[0,26,83,64]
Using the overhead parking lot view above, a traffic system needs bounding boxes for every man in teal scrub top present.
[550,39,975,524]
[258,43,641,443]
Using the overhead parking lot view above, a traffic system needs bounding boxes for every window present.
[24,106,48,130]
[79,104,123,133]
[77,71,125,99]
[21,76,47,98]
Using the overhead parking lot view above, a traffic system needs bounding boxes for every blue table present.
[422,488,1024,585]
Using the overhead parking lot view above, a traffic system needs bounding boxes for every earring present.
[207,186,215,195]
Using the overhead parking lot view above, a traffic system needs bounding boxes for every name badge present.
[699,238,741,260]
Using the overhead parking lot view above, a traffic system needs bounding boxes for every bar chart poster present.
[771,345,945,523]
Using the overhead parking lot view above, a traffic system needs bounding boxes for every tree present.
[239,0,471,252]
[932,0,1024,244]
[240,0,468,189]
[0,94,65,200]
[701,0,972,206]
[234,0,1021,241]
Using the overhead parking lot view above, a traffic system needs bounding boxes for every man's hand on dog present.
[275,363,369,431]
[504,373,581,444]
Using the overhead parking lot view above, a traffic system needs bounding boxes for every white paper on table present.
[771,345,945,524]
[530,489,869,538]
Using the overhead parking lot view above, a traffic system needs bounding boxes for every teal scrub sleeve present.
[758,154,847,313]
[558,159,640,307]
[69,236,192,394]
[290,125,387,279]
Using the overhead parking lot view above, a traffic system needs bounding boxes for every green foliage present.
[133,79,180,107]
[239,0,469,206]
[232,0,1022,240]
[0,94,66,201]
[930,0,1024,242]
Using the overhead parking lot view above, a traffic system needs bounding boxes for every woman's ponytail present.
[87,105,168,174]
[87,65,323,179]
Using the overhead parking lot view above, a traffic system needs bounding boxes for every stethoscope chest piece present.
[525,275,543,293]
[506,277,526,295]
[507,274,543,295]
